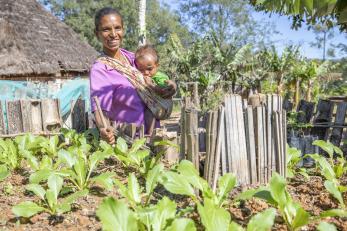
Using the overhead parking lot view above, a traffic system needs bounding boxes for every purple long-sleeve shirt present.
[90,49,146,127]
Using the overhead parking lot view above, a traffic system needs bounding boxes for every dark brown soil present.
[1,166,347,231]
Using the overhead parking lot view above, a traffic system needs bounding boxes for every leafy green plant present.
[286,146,308,178]
[12,174,88,217]
[0,138,21,170]
[306,141,347,208]
[161,160,236,207]
[96,197,138,231]
[96,195,197,231]
[313,140,346,179]
[99,164,196,231]
[113,163,164,207]
[58,147,114,191]
[113,138,150,173]
[229,208,277,231]
[0,164,10,181]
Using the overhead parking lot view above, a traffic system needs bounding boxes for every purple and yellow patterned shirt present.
[89,49,146,127]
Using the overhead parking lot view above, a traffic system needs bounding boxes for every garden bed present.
[1,162,346,230]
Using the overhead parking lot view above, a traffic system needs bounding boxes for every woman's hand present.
[99,127,115,145]
[160,80,177,98]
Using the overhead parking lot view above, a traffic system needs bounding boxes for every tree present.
[309,24,335,60]
[39,0,192,53]
[250,0,347,32]
[138,0,146,46]
[261,45,301,95]
[178,0,277,48]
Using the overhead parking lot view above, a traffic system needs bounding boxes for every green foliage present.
[197,198,231,231]
[269,173,310,231]
[161,160,237,207]
[0,164,10,181]
[0,138,21,170]
[178,0,276,48]
[251,0,347,32]
[246,208,276,231]
[40,0,192,54]
[286,145,309,178]
[58,147,114,191]
[12,174,88,217]
[317,222,337,231]
[96,197,138,231]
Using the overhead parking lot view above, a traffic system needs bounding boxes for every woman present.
[90,7,176,144]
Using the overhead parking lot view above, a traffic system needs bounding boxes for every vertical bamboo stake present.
[212,106,225,191]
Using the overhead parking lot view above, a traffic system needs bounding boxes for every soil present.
[1,165,346,231]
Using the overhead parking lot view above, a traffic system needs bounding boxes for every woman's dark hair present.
[95,7,123,31]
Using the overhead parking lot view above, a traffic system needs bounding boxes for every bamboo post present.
[212,106,225,191]
[0,101,5,134]
[6,100,23,134]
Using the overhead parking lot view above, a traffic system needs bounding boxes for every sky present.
[253,11,346,60]
[160,0,347,60]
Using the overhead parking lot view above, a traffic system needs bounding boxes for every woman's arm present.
[94,110,115,145]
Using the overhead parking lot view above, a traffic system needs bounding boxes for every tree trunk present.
[294,79,300,107]
[306,79,312,101]
[138,0,146,46]
[276,74,283,95]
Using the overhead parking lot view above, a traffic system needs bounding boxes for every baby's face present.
[136,55,158,78]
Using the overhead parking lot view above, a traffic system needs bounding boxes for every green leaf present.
[0,165,10,181]
[56,203,71,214]
[62,189,88,205]
[324,180,344,207]
[217,173,236,206]
[320,209,347,218]
[197,199,231,231]
[12,201,45,218]
[26,184,46,200]
[46,189,56,209]
[165,218,196,231]
[116,137,128,154]
[40,156,53,170]
[154,140,179,150]
[152,197,177,231]
[162,171,196,197]
[176,160,207,191]
[229,222,244,231]
[74,157,87,188]
[291,206,310,229]
[146,163,164,195]
[247,208,276,231]
[128,173,142,204]
[313,140,334,158]
[128,149,150,166]
[317,222,337,231]
[48,174,63,200]
[96,197,138,231]
[269,172,287,207]
[29,169,52,184]
[91,172,115,190]
[58,149,77,168]
[129,138,146,153]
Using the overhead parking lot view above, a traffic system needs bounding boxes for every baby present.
[135,44,170,135]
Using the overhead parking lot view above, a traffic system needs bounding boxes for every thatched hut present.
[0,0,98,81]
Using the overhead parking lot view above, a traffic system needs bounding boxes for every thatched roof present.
[0,0,98,78]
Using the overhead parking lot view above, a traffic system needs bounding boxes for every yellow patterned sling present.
[97,55,173,120]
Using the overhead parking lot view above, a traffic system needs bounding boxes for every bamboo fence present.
[181,94,287,185]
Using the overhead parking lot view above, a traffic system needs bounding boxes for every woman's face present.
[96,14,124,56]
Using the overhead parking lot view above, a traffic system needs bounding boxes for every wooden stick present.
[93,96,108,128]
